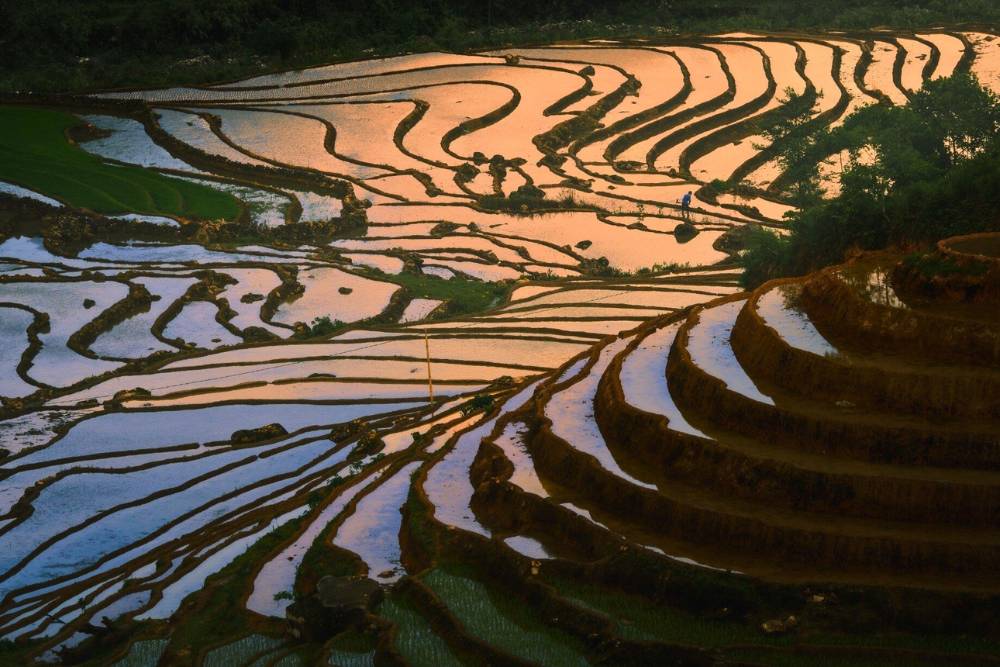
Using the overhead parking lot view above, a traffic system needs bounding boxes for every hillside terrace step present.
[800,258,1000,366]
[597,319,1000,527]
[732,279,1000,418]
[529,387,1000,585]
[668,296,1000,470]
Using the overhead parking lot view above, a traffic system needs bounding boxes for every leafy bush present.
[460,394,495,416]
[478,186,596,215]
[308,315,344,337]
[741,74,1000,287]
[901,252,988,279]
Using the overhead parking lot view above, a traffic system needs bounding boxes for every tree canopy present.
[742,74,1000,287]
[3,0,1000,93]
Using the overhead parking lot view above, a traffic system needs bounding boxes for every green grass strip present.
[0,106,241,220]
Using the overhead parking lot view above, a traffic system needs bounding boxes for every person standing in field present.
[680,191,693,220]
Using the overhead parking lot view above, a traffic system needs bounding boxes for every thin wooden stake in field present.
[424,330,434,401]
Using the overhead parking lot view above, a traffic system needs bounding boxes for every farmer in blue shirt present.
[680,191,693,220]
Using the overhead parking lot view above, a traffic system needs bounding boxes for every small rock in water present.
[675,221,699,242]
[293,576,383,640]
[230,422,288,444]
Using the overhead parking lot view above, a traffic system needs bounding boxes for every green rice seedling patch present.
[109,639,170,667]
[421,567,588,667]
[269,650,308,666]
[203,634,284,667]
[378,596,464,667]
[325,630,377,667]
[0,107,241,220]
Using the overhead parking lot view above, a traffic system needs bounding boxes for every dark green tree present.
[756,87,828,207]
[741,73,1000,287]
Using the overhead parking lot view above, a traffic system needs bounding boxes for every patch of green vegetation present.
[272,650,310,666]
[326,630,377,667]
[0,106,242,220]
[550,575,1000,663]
[385,272,511,317]
[421,566,588,667]
[902,252,988,279]
[459,394,495,416]
[459,394,494,417]
[326,651,375,667]
[51,621,169,667]
[108,639,170,667]
[378,595,465,667]
[752,88,828,207]
[478,185,598,215]
[577,255,628,278]
[701,177,762,206]
[202,634,284,667]
[742,74,1000,287]
[634,262,692,276]
[300,315,346,338]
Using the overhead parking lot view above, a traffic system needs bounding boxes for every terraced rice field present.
[1,29,999,666]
